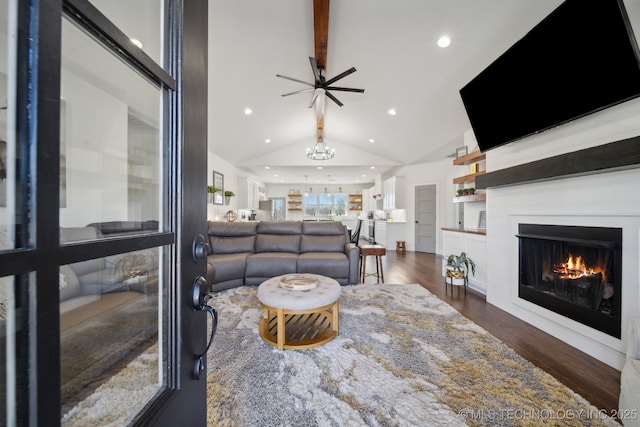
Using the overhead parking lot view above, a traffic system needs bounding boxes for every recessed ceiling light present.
[264,166,270,170]
[362,174,366,177]
[265,138,271,143]
[369,138,375,143]
[244,108,253,115]
[437,35,451,48]
[370,166,376,169]
[317,166,323,170]
[387,108,397,116]
[274,174,279,177]
[130,38,143,49]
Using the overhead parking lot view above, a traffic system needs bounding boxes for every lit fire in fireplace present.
[553,254,605,281]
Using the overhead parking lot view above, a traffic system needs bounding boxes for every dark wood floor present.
[362,249,621,415]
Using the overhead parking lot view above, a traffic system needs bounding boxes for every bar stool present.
[396,240,406,253]
[359,244,386,283]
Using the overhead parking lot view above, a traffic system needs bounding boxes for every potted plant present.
[208,185,222,203]
[224,190,235,205]
[445,252,476,287]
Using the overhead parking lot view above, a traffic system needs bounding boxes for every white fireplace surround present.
[482,99,640,370]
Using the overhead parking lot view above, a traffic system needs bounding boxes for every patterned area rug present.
[207,284,618,427]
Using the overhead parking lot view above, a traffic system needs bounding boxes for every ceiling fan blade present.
[309,57,322,85]
[325,90,343,107]
[324,67,357,86]
[281,88,315,97]
[326,86,365,93]
[313,0,330,70]
[276,74,315,87]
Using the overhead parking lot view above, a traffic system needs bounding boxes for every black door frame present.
[1,0,209,423]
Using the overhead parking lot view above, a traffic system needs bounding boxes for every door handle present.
[191,276,218,380]
[192,234,210,262]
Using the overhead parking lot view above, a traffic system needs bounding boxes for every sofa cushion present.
[208,221,258,236]
[77,269,126,295]
[210,235,256,254]
[257,221,302,234]
[207,222,258,255]
[297,252,349,278]
[302,221,345,236]
[300,234,345,253]
[246,253,298,279]
[208,253,252,283]
[255,234,300,253]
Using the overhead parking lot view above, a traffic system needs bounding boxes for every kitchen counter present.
[441,227,486,236]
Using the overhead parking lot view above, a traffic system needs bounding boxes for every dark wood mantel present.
[475,135,640,189]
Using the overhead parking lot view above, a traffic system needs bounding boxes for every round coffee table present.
[257,274,341,350]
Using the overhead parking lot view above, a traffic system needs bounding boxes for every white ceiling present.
[208,0,601,186]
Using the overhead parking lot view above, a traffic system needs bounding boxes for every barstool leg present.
[379,256,384,283]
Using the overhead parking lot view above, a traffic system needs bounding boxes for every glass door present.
[0,0,209,424]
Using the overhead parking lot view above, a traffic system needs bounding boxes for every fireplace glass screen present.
[518,224,621,338]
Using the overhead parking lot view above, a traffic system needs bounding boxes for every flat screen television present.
[459,0,640,152]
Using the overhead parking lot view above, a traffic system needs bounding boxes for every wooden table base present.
[259,301,339,350]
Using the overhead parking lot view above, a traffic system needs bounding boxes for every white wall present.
[484,97,640,370]
[390,158,454,254]
[60,71,129,227]
[207,151,242,220]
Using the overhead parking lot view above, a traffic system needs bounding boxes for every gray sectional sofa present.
[206,220,360,291]
[59,221,159,312]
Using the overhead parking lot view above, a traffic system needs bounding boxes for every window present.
[304,193,347,217]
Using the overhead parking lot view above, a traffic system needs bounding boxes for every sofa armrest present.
[627,318,640,361]
[206,261,216,286]
[345,243,360,285]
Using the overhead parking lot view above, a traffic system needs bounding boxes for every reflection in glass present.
[89,0,163,65]
[1,3,16,250]
[60,17,162,238]
[0,276,16,425]
[60,246,165,425]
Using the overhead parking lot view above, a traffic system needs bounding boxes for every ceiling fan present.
[276,0,364,109]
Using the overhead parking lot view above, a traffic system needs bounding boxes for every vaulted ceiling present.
[208,0,621,185]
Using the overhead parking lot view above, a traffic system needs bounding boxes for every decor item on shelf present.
[224,190,235,205]
[455,145,468,158]
[224,210,237,222]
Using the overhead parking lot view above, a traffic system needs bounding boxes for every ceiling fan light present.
[306,137,335,160]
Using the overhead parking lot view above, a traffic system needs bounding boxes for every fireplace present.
[517,224,622,338]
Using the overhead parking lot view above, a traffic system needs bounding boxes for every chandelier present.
[306,136,334,160]
[305,89,335,160]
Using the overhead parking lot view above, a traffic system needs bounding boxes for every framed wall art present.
[212,170,224,205]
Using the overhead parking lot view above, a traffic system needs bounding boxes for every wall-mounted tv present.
[459,0,640,153]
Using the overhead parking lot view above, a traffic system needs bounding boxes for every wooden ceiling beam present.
[313,0,330,70]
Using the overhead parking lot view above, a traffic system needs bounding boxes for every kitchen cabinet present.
[372,176,382,198]
[382,176,405,210]
[361,188,371,212]
[441,228,486,293]
[374,221,406,250]
[237,177,263,210]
